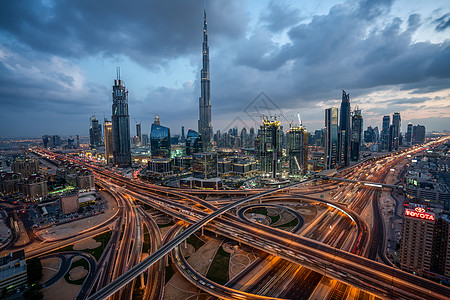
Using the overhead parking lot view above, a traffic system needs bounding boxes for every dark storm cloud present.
[1,0,450,136]
[228,0,450,111]
[0,0,247,66]
[434,12,450,32]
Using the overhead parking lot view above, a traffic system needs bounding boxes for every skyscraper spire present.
[198,7,213,150]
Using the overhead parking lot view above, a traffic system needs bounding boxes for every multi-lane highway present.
[28,137,450,300]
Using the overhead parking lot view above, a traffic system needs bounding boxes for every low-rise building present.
[23,174,48,200]
[0,250,27,293]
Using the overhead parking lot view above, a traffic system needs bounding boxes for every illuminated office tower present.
[111,70,131,167]
[325,107,339,169]
[103,119,113,165]
[257,116,283,178]
[198,9,213,151]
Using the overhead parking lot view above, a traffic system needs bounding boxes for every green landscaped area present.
[49,185,76,195]
[64,257,89,285]
[248,207,281,224]
[275,217,299,228]
[206,246,230,285]
[186,233,205,251]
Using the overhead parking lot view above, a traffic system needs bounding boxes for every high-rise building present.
[406,123,413,144]
[136,123,142,146]
[240,127,248,148]
[325,107,339,169]
[51,135,61,147]
[391,112,401,151]
[103,119,113,165]
[286,125,308,178]
[431,215,450,279]
[42,135,51,148]
[381,115,390,151]
[339,90,351,167]
[350,109,363,161]
[141,134,149,147]
[150,118,171,159]
[413,124,426,144]
[399,204,435,276]
[257,116,283,178]
[198,9,213,151]
[249,127,255,148]
[89,116,102,149]
[111,70,132,167]
[186,129,203,156]
[181,126,186,143]
[192,152,218,179]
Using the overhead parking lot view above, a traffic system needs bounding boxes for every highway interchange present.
[23,137,450,300]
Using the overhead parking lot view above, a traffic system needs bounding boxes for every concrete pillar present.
[201,227,204,236]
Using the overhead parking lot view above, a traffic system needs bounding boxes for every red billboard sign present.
[405,207,435,221]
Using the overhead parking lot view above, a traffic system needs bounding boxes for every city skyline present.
[1,0,450,137]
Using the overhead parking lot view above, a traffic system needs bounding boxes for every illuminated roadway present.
[31,139,450,300]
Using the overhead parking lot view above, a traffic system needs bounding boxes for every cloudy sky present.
[0,0,449,138]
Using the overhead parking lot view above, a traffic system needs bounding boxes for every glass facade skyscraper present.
[381,115,390,151]
[350,109,363,161]
[89,116,102,149]
[339,90,351,167]
[186,129,203,156]
[150,123,171,159]
[111,72,132,167]
[325,107,339,169]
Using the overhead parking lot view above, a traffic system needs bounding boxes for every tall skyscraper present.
[89,116,102,149]
[413,124,426,144]
[186,129,203,156]
[325,107,339,169]
[286,124,308,178]
[350,109,363,161]
[257,116,283,178]
[136,123,142,146]
[181,126,186,143]
[104,119,113,165]
[406,123,413,144]
[392,112,401,151]
[198,9,213,151]
[339,90,351,167]
[111,70,131,167]
[381,115,390,151]
[150,118,171,159]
